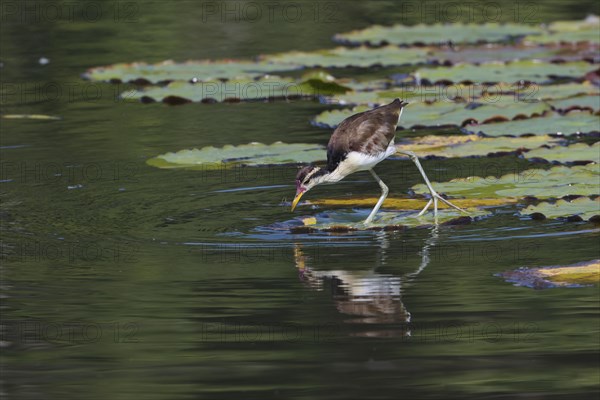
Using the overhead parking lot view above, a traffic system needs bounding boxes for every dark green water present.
[1,1,599,399]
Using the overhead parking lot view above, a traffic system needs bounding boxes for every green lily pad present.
[147,142,326,169]
[262,46,429,68]
[83,59,301,84]
[463,111,600,137]
[399,135,563,158]
[314,98,550,129]
[333,23,543,46]
[291,208,490,232]
[524,16,600,44]
[498,259,599,289]
[415,61,596,84]
[524,141,600,163]
[485,82,600,100]
[429,45,599,64]
[548,95,600,112]
[122,74,351,103]
[411,164,600,199]
[522,197,600,221]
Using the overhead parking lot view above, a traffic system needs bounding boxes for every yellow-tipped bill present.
[291,191,304,211]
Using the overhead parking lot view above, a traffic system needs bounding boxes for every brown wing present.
[326,99,407,171]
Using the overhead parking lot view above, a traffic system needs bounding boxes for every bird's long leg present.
[396,150,468,218]
[364,169,389,224]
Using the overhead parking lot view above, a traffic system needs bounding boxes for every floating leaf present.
[524,16,600,44]
[290,208,490,232]
[463,111,600,137]
[498,259,599,289]
[334,23,542,46]
[147,142,326,169]
[428,45,600,64]
[398,135,562,158]
[261,46,429,67]
[411,164,600,199]
[1,114,61,120]
[522,197,600,221]
[83,59,301,84]
[414,61,596,84]
[314,98,550,129]
[309,197,516,209]
[548,95,600,112]
[122,74,351,103]
[524,141,600,163]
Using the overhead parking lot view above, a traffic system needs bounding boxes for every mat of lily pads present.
[122,74,350,103]
[333,23,543,46]
[290,208,490,232]
[522,197,600,221]
[147,142,326,169]
[498,259,599,289]
[313,98,551,129]
[411,164,600,199]
[463,111,600,137]
[414,61,596,84]
[309,197,515,209]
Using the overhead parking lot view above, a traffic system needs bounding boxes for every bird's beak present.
[291,191,304,212]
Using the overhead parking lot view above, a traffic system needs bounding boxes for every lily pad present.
[147,142,325,169]
[122,74,351,103]
[414,61,596,84]
[548,95,600,112]
[463,111,600,137]
[1,114,61,120]
[498,259,599,289]
[429,45,600,64]
[522,197,600,221]
[398,135,563,158]
[291,208,491,232]
[411,164,600,199]
[524,141,600,163]
[333,23,543,46]
[83,59,301,84]
[524,16,600,45]
[314,98,551,129]
[261,46,429,67]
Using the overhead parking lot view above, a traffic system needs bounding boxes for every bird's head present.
[291,165,326,211]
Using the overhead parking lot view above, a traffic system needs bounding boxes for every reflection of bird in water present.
[294,228,438,337]
[291,99,467,223]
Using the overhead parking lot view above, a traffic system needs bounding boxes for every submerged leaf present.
[463,111,600,137]
[524,141,600,163]
[415,61,596,84]
[292,208,490,232]
[310,197,515,209]
[522,197,600,221]
[498,259,599,289]
[334,23,542,46]
[147,142,326,169]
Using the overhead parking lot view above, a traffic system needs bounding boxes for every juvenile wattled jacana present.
[291,99,467,223]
